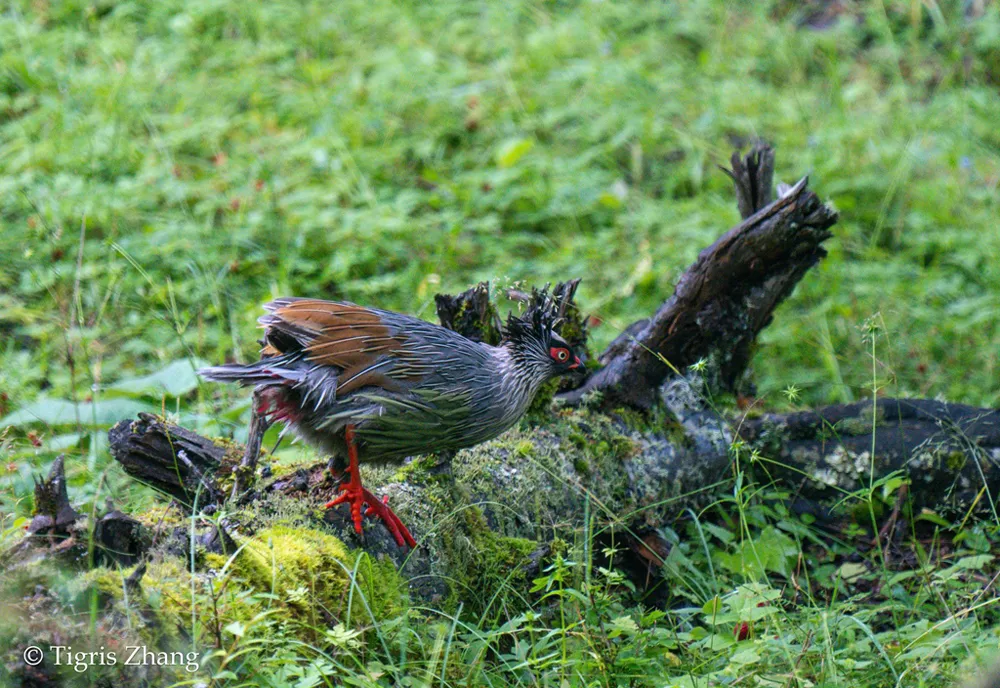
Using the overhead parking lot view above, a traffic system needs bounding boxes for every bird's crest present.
[503,287,559,348]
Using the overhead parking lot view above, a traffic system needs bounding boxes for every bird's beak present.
[569,356,581,370]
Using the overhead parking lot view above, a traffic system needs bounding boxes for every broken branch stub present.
[29,455,80,535]
[722,141,776,219]
[562,146,838,410]
[108,413,226,508]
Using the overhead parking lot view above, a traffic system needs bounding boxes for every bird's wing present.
[259,298,430,395]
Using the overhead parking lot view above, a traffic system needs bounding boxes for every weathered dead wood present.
[438,279,590,356]
[722,141,776,220]
[562,144,838,409]
[737,398,1000,512]
[230,390,272,502]
[94,393,1000,586]
[93,510,149,567]
[0,457,84,570]
[435,281,502,345]
[28,455,80,535]
[108,412,226,508]
[2,457,151,571]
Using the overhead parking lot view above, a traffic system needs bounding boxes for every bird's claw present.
[324,484,416,549]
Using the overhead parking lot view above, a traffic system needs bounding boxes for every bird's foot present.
[361,488,417,549]
[325,482,416,549]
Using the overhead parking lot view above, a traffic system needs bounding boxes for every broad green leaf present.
[838,562,868,582]
[47,432,85,450]
[496,138,534,168]
[1,398,151,428]
[608,615,639,636]
[702,596,723,615]
[110,358,207,397]
[715,527,799,578]
[955,554,994,570]
[598,191,623,208]
[729,649,761,665]
[704,523,735,544]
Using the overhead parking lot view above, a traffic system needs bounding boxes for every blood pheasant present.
[199,290,581,548]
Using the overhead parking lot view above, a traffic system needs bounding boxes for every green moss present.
[438,505,539,616]
[263,453,309,480]
[206,436,246,495]
[946,450,967,472]
[73,567,127,605]
[141,560,220,639]
[564,412,638,466]
[393,453,448,484]
[612,406,651,433]
[524,378,560,422]
[70,559,240,647]
[139,504,186,528]
[514,440,535,457]
[205,526,407,625]
[834,403,884,436]
[240,492,315,530]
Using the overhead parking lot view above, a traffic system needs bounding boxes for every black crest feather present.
[504,287,558,347]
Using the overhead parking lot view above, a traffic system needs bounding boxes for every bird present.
[198,289,582,548]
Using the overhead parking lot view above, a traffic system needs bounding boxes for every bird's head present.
[502,288,582,380]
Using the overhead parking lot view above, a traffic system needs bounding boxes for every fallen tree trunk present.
[101,390,1000,592]
[737,397,1000,514]
[94,142,1000,586]
[107,413,228,507]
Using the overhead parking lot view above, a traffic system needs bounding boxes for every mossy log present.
[7,390,1000,688]
[737,397,1000,514]
[108,412,228,507]
[99,390,1000,602]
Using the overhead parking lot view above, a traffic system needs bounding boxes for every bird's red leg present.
[325,425,365,537]
[323,425,417,549]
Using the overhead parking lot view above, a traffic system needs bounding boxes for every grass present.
[2,0,1000,685]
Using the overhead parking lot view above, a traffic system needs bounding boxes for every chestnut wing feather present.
[259,298,424,394]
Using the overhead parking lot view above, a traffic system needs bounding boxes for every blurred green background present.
[2,0,999,506]
[3,2,1000,686]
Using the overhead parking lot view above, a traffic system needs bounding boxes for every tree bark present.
[108,412,227,508]
[736,397,1000,513]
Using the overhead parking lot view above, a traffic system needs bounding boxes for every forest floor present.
[2,1,1000,686]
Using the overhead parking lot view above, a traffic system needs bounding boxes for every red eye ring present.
[550,347,570,362]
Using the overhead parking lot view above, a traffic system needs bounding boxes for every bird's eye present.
[550,347,570,363]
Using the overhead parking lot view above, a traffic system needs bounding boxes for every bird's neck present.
[496,342,552,408]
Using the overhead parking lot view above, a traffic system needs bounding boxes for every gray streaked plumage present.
[199,290,581,468]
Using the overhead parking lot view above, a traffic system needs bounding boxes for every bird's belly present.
[279,386,522,464]
[353,390,520,462]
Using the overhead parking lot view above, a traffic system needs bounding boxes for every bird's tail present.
[198,358,304,387]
